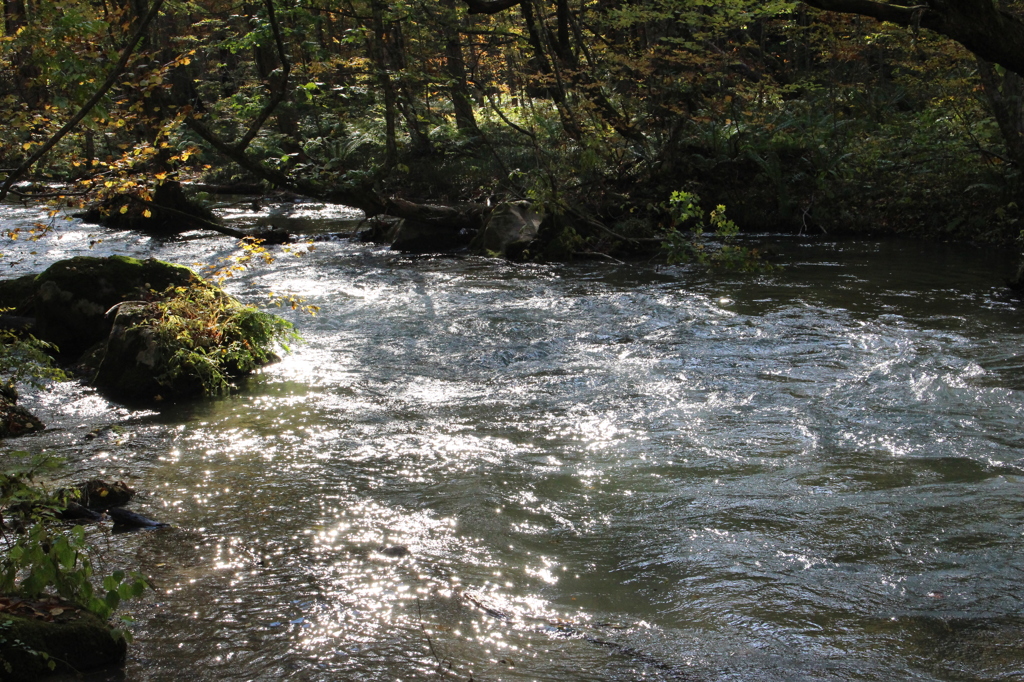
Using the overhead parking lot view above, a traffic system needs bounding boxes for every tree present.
[801,0,1024,77]
[2,0,1022,255]
[0,0,167,203]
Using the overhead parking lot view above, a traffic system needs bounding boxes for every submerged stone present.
[76,479,136,510]
[0,397,43,437]
[377,545,410,557]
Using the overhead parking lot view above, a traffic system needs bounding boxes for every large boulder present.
[0,274,38,315]
[32,256,197,358]
[92,285,292,402]
[470,201,542,257]
[390,218,464,253]
[358,215,403,244]
[92,302,176,400]
[0,274,40,334]
[0,257,290,405]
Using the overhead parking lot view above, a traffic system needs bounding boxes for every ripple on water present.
[3,206,1024,680]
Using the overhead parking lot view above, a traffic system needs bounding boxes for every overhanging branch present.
[0,0,167,202]
[463,0,522,15]
[802,0,1024,76]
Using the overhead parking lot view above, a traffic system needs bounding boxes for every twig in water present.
[574,251,626,265]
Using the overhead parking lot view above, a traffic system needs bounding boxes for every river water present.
[3,200,1024,681]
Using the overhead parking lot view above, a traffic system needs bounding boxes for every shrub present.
[141,283,299,397]
[0,451,147,649]
[662,191,769,272]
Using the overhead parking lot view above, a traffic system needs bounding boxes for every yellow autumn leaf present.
[143,209,152,218]
[119,205,128,214]
[155,172,167,180]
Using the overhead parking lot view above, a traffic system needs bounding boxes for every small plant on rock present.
[141,282,300,397]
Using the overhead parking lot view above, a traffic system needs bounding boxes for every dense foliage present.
[1,0,1023,256]
[0,452,147,648]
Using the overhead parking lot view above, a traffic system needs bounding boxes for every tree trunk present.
[4,0,45,108]
[519,0,552,78]
[3,0,25,35]
[555,0,572,63]
[390,20,433,155]
[441,0,480,136]
[977,59,1024,165]
[370,1,399,167]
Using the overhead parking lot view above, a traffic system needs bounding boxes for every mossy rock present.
[33,256,198,358]
[92,286,292,402]
[534,215,584,262]
[77,479,135,510]
[0,275,39,315]
[0,611,126,681]
[92,302,199,401]
[469,201,543,258]
[0,398,44,438]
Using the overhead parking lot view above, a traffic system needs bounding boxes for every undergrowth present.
[663,191,770,271]
[0,451,147,667]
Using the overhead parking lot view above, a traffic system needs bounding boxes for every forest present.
[2,0,1024,265]
[3,2,1024,680]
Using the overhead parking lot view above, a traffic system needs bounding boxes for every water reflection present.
[2,202,1024,680]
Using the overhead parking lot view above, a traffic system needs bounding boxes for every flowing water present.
[2,200,1024,681]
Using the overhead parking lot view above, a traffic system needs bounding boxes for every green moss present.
[34,256,197,303]
[33,256,198,357]
[94,283,299,400]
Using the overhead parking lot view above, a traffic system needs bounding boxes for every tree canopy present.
[2,0,1023,258]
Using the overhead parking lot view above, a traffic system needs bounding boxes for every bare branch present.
[0,0,167,202]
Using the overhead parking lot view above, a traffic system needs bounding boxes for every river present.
[2,199,1023,681]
